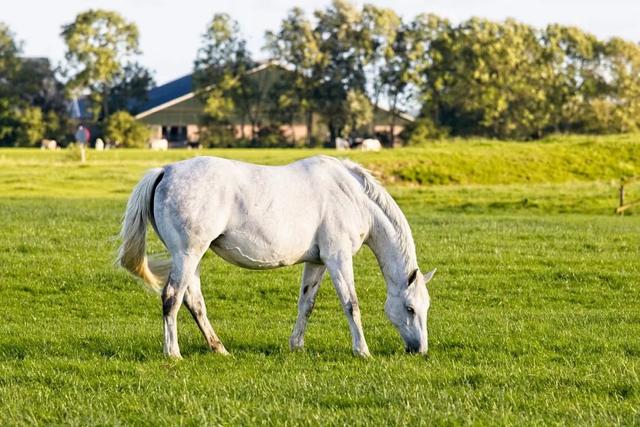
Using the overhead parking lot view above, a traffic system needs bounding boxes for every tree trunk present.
[251,117,258,141]
[372,86,382,136]
[306,110,313,146]
[290,119,297,145]
[389,93,398,146]
[329,119,337,147]
[390,118,396,147]
[101,90,109,122]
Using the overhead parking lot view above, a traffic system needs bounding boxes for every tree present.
[542,24,604,133]
[61,9,140,121]
[199,88,236,147]
[386,28,420,144]
[0,98,16,145]
[598,38,640,133]
[0,24,67,146]
[266,7,322,144]
[105,111,149,147]
[312,0,370,143]
[0,24,20,145]
[360,5,401,108]
[267,76,302,144]
[194,13,265,140]
[0,23,21,99]
[13,58,70,142]
[413,17,556,139]
[13,106,45,147]
[344,90,373,137]
[107,62,155,115]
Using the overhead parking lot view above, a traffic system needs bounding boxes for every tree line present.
[1,0,640,147]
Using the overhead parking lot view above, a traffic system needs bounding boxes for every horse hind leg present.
[183,268,229,355]
[162,251,205,358]
[290,263,326,351]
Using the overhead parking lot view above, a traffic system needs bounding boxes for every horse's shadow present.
[0,333,418,363]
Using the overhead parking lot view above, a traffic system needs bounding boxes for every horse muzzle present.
[405,339,427,354]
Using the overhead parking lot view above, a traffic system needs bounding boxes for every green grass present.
[1,133,639,196]
[0,137,639,425]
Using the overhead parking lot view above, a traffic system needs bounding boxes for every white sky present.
[4,0,640,84]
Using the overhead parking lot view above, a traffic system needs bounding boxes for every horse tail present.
[116,168,171,294]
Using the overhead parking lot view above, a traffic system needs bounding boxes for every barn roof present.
[135,74,194,117]
[135,62,274,120]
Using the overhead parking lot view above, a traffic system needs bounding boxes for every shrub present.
[405,117,449,145]
[14,106,45,147]
[254,125,290,148]
[105,111,149,148]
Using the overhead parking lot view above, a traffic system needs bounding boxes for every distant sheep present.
[335,137,350,150]
[361,138,382,152]
[149,138,168,151]
[40,139,57,150]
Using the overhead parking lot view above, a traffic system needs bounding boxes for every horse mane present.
[340,159,417,267]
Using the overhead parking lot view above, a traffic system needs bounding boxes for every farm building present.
[134,62,414,147]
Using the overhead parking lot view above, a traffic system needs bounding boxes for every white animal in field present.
[335,137,350,150]
[149,138,168,151]
[40,139,57,150]
[95,138,104,151]
[117,156,435,358]
[361,138,382,151]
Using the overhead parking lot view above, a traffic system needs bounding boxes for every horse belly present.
[210,228,318,270]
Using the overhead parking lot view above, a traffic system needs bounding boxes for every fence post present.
[619,179,625,216]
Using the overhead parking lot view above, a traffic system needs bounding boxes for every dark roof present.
[136,74,194,113]
[134,63,416,122]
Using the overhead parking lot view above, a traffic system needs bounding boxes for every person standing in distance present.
[75,124,90,163]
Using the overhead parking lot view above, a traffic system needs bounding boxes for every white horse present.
[117,156,435,358]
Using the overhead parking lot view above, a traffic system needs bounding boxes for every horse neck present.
[366,208,418,291]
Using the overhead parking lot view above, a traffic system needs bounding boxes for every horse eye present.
[407,306,415,315]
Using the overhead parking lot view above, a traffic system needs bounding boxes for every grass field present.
[0,136,639,425]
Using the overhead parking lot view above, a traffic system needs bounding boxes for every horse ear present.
[407,268,419,286]
[424,268,437,284]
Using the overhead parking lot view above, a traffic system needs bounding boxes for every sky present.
[3,0,640,84]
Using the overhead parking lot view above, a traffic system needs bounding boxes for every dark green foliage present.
[267,2,640,141]
[0,24,68,146]
[408,17,640,140]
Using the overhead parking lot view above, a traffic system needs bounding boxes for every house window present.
[162,126,187,142]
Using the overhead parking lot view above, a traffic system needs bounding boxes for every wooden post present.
[619,180,625,216]
[616,177,640,215]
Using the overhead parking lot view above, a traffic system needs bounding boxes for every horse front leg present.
[324,253,371,357]
[290,263,326,351]
[183,269,229,355]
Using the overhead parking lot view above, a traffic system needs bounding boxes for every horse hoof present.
[213,347,230,356]
[166,353,183,360]
[353,349,371,358]
[289,337,304,351]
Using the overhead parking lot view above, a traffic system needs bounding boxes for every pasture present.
[0,136,639,425]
